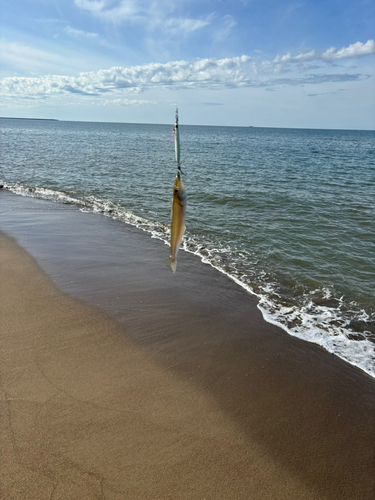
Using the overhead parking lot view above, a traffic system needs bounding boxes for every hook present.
[177,164,185,175]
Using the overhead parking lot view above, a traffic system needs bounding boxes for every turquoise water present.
[1,118,374,377]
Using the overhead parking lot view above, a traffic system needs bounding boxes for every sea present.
[1,118,374,378]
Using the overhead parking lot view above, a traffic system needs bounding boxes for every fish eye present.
[174,189,179,194]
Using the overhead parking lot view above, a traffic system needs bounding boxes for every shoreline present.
[2,183,374,379]
[0,117,59,121]
[1,190,375,499]
[1,116,373,131]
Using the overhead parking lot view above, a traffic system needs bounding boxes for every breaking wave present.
[3,181,374,379]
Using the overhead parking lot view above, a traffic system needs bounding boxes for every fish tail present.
[165,257,177,273]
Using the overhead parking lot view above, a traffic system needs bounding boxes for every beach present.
[1,189,375,499]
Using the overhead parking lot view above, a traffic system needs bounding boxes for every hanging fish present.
[165,171,186,273]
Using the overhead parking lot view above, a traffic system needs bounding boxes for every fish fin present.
[165,257,177,273]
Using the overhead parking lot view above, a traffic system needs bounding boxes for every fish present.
[165,171,186,272]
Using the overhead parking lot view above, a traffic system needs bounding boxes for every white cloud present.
[63,26,99,39]
[1,41,373,100]
[74,0,213,37]
[100,98,160,105]
[210,14,236,43]
[273,40,375,65]
[322,40,375,60]
[74,0,165,24]
[0,40,67,74]
[76,0,140,23]
[161,17,211,36]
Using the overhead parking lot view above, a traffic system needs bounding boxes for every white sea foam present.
[3,181,375,379]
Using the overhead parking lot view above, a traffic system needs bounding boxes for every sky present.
[1,0,374,129]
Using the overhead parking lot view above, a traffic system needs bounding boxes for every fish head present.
[173,172,186,206]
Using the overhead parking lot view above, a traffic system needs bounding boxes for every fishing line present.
[172,108,185,175]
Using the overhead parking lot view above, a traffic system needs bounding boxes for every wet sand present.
[1,190,375,499]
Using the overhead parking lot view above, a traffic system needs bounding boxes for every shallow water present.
[1,118,374,377]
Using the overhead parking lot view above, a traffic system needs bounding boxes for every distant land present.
[0,117,59,121]
[0,117,372,131]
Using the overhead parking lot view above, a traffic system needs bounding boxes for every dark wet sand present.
[1,190,374,499]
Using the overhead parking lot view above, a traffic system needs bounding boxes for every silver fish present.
[165,172,186,272]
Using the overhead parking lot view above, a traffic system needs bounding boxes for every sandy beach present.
[1,190,375,500]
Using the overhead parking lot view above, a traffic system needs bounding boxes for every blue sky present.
[1,0,374,128]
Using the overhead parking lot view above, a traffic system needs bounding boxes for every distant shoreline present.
[0,117,59,121]
[0,117,372,131]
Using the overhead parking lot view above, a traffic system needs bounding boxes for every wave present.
[3,181,375,379]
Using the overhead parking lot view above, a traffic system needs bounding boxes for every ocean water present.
[1,118,374,378]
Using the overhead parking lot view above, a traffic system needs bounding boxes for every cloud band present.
[1,40,373,100]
